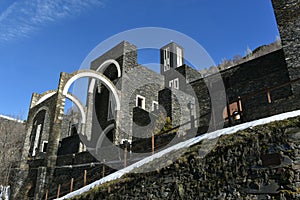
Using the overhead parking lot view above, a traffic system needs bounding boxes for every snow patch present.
[0,115,23,123]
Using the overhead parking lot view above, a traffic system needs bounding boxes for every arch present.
[65,93,86,123]
[29,106,50,126]
[27,106,50,157]
[63,69,120,111]
[95,123,115,155]
[34,90,57,106]
[88,59,121,93]
[35,90,87,123]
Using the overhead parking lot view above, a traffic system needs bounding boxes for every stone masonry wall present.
[272,0,300,95]
[190,49,292,127]
[117,64,164,142]
[11,93,58,200]
[71,116,300,200]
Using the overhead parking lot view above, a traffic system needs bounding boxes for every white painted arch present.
[63,69,120,111]
[88,59,121,93]
[35,91,86,124]
[35,91,56,106]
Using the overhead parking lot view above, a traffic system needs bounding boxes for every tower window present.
[136,95,146,109]
[163,47,170,71]
[174,78,179,89]
[169,78,179,89]
[176,47,183,67]
[169,80,174,88]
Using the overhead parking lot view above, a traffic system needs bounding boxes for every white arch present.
[63,70,120,111]
[35,91,86,123]
[35,92,56,106]
[88,59,121,93]
[65,94,86,123]
[95,123,115,155]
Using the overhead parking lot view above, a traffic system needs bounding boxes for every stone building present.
[10,0,300,199]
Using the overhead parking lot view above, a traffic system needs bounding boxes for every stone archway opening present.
[28,108,50,157]
[63,70,121,145]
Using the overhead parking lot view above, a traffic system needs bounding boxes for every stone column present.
[44,72,68,197]
[272,0,300,94]
[114,109,121,145]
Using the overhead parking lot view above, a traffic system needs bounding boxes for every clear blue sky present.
[0,0,279,119]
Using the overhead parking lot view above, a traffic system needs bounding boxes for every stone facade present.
[10,0,300,199]
[13,44,300,199]
[190,48,293,128]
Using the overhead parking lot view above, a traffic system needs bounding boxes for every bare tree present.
[232,55,243,64]
[0,116,25,186]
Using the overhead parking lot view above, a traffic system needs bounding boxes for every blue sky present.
[0,0,279,119]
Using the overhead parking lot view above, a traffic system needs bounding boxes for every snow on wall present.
[0,114,23,123]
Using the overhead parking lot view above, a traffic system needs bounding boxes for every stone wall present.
[222,49,292,122]
[87,41,138,146]
[132,107,157,139]
[57,135,80,155]
[176,64,202,86]
[13,1,300,197]
[10,92,57,200]
[190,49,293,128]
[71,116,300,200]
[89,41,164,145]
[17,151,117,199]
[90,41,138,75]
[117,64,164,143]
[158,88,196,130]
[272,0,300,95]
[48,151,119,199]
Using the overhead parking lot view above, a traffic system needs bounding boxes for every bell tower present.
[160,42,184,90]
[160,42,184,74]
